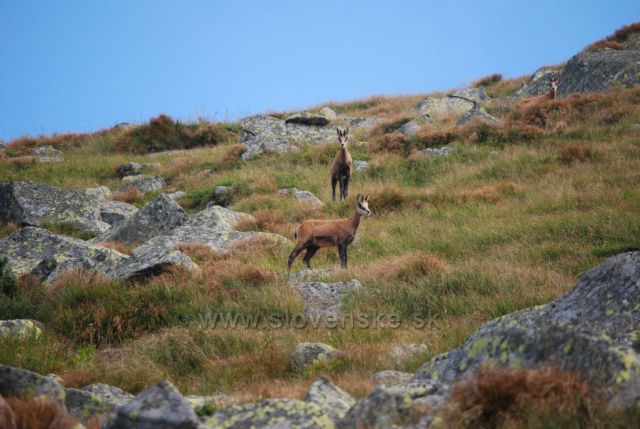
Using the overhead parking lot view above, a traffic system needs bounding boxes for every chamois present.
[330,127,353,202]
[288,194,371,272]
[516,78,558,113]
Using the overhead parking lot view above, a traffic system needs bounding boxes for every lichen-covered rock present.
[515,65,563,97]
[0,365,66,405]
[346,117,378,130]
[99,200,138,227]
[82,383,134,407]
[398,116,430,138]
[285,112,330,126]
[457,105,500,126]
[167,191,186,200]
[414,96,474,118]
[558,49,640,97]
[451,87,491,103]
[33,145,64,163]
[286,122,336,145]
[0,180,110,234]
[101,194,188,245]
[352,160,369,172]
[414,252,640,407]
[278,188,324,208]
[305,377,355,423]
[188,205,253,232]
[107,380,199,429]
[420,147,457,157]
[391,344,428,366]
[118,175,166,194]
[185,394,234,419]
[370,370,414,387]
[339,381,448,429]
[117,162,142,178]
[0,319,42,338]
[65,387,119,420]
[0,226,197,283]
[319,107,338,121]
[239,115,291,159]
[295,280,362,320]
[83,186,112,200]
[204,399,335,429]
[289,342,339,372]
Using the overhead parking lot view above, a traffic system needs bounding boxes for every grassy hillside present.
[1,79,640,405]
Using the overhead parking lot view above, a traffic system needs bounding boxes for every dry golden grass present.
[97,241,132,255]
[111,188,143,203]
[7,155,37,166]
[0,395,98,429]
[585,22,640,52]
[361,252,449,282]
[559,145,597,165]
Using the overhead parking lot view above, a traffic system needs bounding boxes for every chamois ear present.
[345,127,349,135]
[356,193,363,202]
[364,194,369,201]
[337,127,342,136]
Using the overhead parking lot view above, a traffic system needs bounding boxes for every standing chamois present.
[288,194,371,272]
[330,127,353,202]
[516,78,558,113]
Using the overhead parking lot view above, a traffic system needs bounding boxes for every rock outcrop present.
[290,342,339,372]
[285,112,331,126]
[32,145,64,163]
[295,280,362,320]
[99,200,138,227]
[116,162,142,178]
[0,365,66,406]
[0,319,42,338]
[457,105,500,126]
[305,377,355,423]
[415,96,475,119]
[0,180,110,234]
[239,115,291,159]
[117,175,166,194]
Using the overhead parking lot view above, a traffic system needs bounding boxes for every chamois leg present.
[331,176,338,202]
[337,243,348,269]
[302,245,319,269]
[339,176,346,201]
[287,244,305,273]
[343,175,350,200]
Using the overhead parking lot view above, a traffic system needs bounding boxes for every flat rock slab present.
[285,112,330,126]
[295,280,362,320]
[0,180,110,234]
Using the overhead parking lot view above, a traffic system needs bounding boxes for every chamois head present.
[337,127,349,149]
[356,193,371,217]
[550,78,558,95]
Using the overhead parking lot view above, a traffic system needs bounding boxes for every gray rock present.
[285,112,330,126]
[319,107,338,121]
[0,226,197,283]
[118,175,166,194]
[239,115,291,159]
[451,86,491,103]
[167,191,187,200]
[295,280,362,320]
[33,145,64,163]
[346,117,378,129]
[305,377,355,423]
[116,162,142,178]
[99,200,138,227]
[286,122,336,145]
[82,186,111,200]
[66,387,120,420]
[558,49,640,97]
[204,399,334,429]
[278,268,336,284]
[339,381,448,429]
[415,96,474,118]
[457,105,500,126]
[352,160,369,172]
[421,147,457,157]
[107,380,199,429]
[214,185,233,195]
[185,394,235,418]
[414,252,640,408]
[0,319,43,338]
[0,180,111,234]
[391,344,428,366]
[289,342,339,372]
[515,66,563,97]
[82,383,134,407]
[278,188,324,208]
[187,205,253,232]
[370,370,414,386]
[100,194,188,246]
[0,365,66,405]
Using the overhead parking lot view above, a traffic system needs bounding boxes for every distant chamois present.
[288,194,371,272]
[516,78,558,113]
[330,127,353,202]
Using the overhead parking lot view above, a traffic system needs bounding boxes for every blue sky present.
[0,0,638,141]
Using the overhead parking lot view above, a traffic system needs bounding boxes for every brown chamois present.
[516,77,558,113]
[330,127,353,202]
[288,194,370,272]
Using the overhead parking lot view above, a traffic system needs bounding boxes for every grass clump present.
[585,22,640,52]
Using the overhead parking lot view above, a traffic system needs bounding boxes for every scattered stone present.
[0,319,42,338]
[370,370,414,386]
[305,377,355,423]
[167,191,187,200]
[319,107,338,121]
[0,365,66,406]
[289,342,339,372]
[32,145,64,163]
[346,117,378,129]
[204,399,334,429]
[415,96,474,118]
[280,268,336,284]
[239,115,291,159]
[82,186,111,200]
[278,188,324,208]
[414,251,640,408]
[285,112,330,126]
[295,280,362,320]
[100,194,188,246]
[116,162,142,178]
[82,383,134,408]
[99,200,138,227]
[107,380,199,429]
[398,115,432,138]
[0,180,111,234]
[451,86,491,103]
[187,205,254,232]
[457,105,500,126]
[352,160,369,172]
[66,387,118,420]
[214,185,233,195]
[421,147,457,157]
[391,343,428,366]
[117,175,166,194]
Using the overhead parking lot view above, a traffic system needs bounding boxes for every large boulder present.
[515,65,563,97]
[116,162,142,178]
[0,319,43,338]
[0,365,66,406]
[457,105,500,126]
[451,86,491,103]
[107,380,199,429]
[239,115,291,159]
[295,280,362,320]
[289,342,339,372]
[81,383,134,408]
[558,49,640,97]
[99,200,138,227]
[0,226,197,283]
[100,194,188,246]
[0,180,110,234]
[305,377,355,423]
[32,145,64,163]
[278,188,325,208]
[398,115,431,138]
[414,96,475,118]
[203,399,335,429]
[117,175,166,194]
[414,252,640,407]
[285,112,330,126]
[286,122,336,145]
[65,387,121,421]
